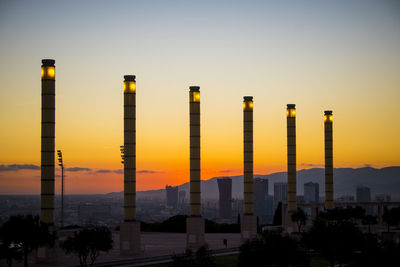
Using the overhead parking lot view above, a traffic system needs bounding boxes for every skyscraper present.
[274,182,288,205]
[304,182,319,203]
[356,186,371,203]
[166,185,179,208]
[254,178,269,218]
[217,178,232,219]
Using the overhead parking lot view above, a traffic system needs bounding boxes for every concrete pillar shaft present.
[41,60,55,225]
[124,77,136,222]
[243,97,253,216]
[287,105,297,212]
[190,87,201,217]
[324,111,334,210]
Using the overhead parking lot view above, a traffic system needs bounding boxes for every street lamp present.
[57,150,64,227]
[120,145,125,164]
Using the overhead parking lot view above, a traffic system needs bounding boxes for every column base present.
[241,215,257,242]
[36,246,57,264]
[186,216,205,251]
[120,221,141,255]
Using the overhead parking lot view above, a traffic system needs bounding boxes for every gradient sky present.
[0,0,399,194]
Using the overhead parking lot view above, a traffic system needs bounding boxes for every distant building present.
[166,185,179,208]
[336,195,355,202]
[375,194,391,202]
[357,185,372,215]
[265,194,274,216]
[217,178,232,219]
[78,204,111,223]
[179,190,186,205]
[254,178,269,217]
[304,182,319,203]
[274,182,288,205]
[356,186,371,203]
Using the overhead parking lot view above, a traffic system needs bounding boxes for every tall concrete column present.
[40,59,55,225]
[241,97,257,241]
[186,86,205,250]
[324,111,334,210]
[287,104,297,212]
[120,75,140,255]
[37,59,56,263]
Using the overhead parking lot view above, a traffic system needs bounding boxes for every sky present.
[0,0,399,194]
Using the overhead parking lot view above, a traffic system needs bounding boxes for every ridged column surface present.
[189,86,201,217]
[287,104,297,212]
[124,75,136,221]
[243,96,254,216]
[324,110,334,210]
[41,59,56,225]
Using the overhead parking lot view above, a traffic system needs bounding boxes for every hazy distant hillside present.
[110,167,400,200]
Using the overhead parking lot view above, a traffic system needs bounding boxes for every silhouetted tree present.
[382,207,400,232]
[291,208,307,232]
[362,215,377,233]
[238,230,309,267]
[61,226,113,267]
[0,242,23,267]
[272,202,282,225]
[0,215,55,267]
[303,218,363,267]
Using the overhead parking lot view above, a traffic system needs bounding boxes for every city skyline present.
[1,1,400,194]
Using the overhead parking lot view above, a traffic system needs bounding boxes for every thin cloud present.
[0,164,40,172]
[66,167,92,172]
[137,170,157,174]
[300,163,324,168]
[113,169,123,174]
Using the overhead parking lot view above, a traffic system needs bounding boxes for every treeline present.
[140,215,240,233]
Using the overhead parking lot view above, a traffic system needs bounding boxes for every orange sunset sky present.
[1,1,399,194]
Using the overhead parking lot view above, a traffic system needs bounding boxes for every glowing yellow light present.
[129,82,136,91]
[41,68,44,78]
[191,92,200,102]
[243,103,246,109]
[124,82,136,93]
[249,102,253,109]
[287,108,296,117]
[47,67,55,78]
[325,115,333,122]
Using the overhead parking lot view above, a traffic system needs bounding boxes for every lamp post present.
[241,96,257,241]
[186,86,205,250]
[120,75,140,255]
[286,104,297,213]
[57,150,64,227]
[324,111,334,210]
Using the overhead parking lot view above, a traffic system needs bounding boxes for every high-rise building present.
[166,185,179,208]
[375,194,391,202]
[217,178,232,219]
[274,182,288,205]
[254,178,269,217]
[304,182,319,203]
[356,186,371,203]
